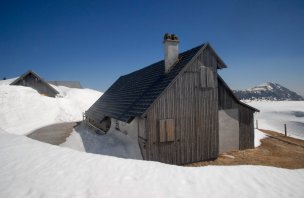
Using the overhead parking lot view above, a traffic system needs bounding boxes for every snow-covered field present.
[0,129,303,198]
[1,78,304,197]
[246,101,304,140]
[0,78,102,135]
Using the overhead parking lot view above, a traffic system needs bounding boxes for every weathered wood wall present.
[145,46,219,165]
[238,105,255,149]
[218,79,255,150]
[13,73,58,97]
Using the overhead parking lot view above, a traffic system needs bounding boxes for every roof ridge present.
[119,43,205,79]
[120,44,205,121]
[86,43,205,123]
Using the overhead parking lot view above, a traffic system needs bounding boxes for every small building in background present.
[10,70,59,97]
[10,70,83,97]
[86,34,259,165]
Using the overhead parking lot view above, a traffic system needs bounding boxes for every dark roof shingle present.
[86,44,204,122]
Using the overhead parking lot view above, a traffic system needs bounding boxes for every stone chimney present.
[163,33,179,73]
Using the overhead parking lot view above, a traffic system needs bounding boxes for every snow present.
[0,130,303,198]
[0,78,102,135]
[60,129,85,152]
[61,124,142,160]
[1,78,304,197]
[239,82,303,101]
[255,129,267,147]
[0,77,17,85]
[246,101,304,140]
[248,82,282,92]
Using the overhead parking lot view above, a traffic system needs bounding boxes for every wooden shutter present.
[200,66,207,88]
[166,119,175,142]
[159,119,175,142]
[159,120,166,142]
[207,67,215,88]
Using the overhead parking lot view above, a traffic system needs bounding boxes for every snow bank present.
[246,101,304,140]
[0,132,303,198]
[255,129,267,147]
[0,77,18,85]
[60,129,85,152]
[0,81,102,135]
[61,124,142,160]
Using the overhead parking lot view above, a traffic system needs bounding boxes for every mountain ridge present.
[233,82,304,101]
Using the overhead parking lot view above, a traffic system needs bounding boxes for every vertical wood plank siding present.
[145,46,219,165]
[12,73,58,97]
[218,79,255,150]
[238,105,255,149]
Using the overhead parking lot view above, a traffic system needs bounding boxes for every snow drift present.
[0,130,303,198]
[0,79,102,135]
[61,124,143,160]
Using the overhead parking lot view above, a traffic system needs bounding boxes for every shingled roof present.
[87,44,212,123]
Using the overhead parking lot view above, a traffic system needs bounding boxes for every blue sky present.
[1,0,304,95]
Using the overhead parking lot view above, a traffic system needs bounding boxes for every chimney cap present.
[163,33,179,42]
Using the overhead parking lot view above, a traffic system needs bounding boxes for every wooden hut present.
[86,34,259,165]
[10,70,59,97]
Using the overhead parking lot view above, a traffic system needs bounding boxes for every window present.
[200,65,215,88]
[100,116,111,133]
[159,119,175,142]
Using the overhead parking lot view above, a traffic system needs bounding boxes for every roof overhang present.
[205,43,228,69]
[218,75,259,112]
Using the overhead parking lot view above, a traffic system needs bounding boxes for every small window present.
[100,117,111,133]
[200,66,215,88]
[159,119,175,142]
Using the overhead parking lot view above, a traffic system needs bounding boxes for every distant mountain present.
[233,82,304,101]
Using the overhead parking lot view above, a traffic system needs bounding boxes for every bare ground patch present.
[188,130,304,169]
[27,122,78,145]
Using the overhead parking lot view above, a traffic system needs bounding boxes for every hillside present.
[234,82,303,101]
[0,78,102,135]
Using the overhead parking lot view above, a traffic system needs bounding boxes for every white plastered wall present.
[219,109,239,153]
[110,118,139,142]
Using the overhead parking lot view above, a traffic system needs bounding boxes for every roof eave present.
[218,75,259,112]
[205,43,228,69]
